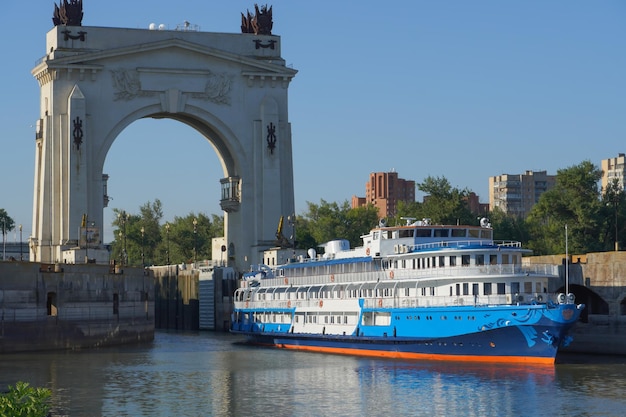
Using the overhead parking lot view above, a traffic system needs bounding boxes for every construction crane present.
[275,216,291,248]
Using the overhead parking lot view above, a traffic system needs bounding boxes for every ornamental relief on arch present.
[111,68,232,105]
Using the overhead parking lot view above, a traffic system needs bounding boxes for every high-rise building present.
[601,153,626,191]
[352,172,415,219]
[489,170,555,218]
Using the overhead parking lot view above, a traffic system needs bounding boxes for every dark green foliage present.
[0,381,50,417]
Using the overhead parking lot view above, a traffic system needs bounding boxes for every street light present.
[118,211,129,265]
[141,226,145,268]
[165,222,170,265]
[192,218,198,265]
[19,224,22,261]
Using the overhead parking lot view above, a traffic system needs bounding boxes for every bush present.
[0,381,50,417]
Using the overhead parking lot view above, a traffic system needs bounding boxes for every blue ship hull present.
[231,303,582,364]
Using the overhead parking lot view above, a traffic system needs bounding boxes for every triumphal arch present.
[30,3,297,271]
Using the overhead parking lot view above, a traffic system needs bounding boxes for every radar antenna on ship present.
[400,217,416,226]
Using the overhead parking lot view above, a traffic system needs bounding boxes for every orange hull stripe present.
[276,343,555,365]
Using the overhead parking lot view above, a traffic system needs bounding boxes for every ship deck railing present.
[247,263,559,288]
[407,239,522,252]
[235,292,554,310]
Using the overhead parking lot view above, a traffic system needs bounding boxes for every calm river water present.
[1,331,626,417]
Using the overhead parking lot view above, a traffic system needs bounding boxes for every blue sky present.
[1,1,624,243]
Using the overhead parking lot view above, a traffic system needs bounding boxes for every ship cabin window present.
[381,231,391,239]
[502,254,510,264]
[449,286,453,296]
[434,229,449,238]
[536,282,543,293]
[373,231,379,240]
[462,283,469,295]
[393,260,398,269]
[449,256,457,267]
[511,282,520,294]
[430,287,435,296]
[497,283,506,294]
[399,229,413,238]
[432,257,436,267]
[480,229,493,239]
[402,259,406,268]
[524,282,533,293]
[415,229,431,238]
[455,284,460,296]
[439,256,445,267]
[472,283,479,296]
[451,229,466,238]
[422,287,426,296]
[462,255,470,266]
[469,229,480,238]
[490,254,498,265]
[476,255,484,266]
[484,283,492,295]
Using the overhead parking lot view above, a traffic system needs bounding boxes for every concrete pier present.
[0,261,154,353]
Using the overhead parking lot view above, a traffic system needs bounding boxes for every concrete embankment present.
[0,261,154,353]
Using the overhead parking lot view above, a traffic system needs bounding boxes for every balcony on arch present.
[220,176,241,213]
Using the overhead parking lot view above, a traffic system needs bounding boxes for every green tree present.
[110,199,225,266]
[526,161,604,254]
[601,178,626,251]
[487,206,529,243]
[393,176,475,226]
[298,199,378,250]
[0,208,15,239]
[0,381,50,417]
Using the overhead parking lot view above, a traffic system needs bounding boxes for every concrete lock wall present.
[0,261,154,353]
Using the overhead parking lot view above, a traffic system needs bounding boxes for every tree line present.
[1,160,623,265]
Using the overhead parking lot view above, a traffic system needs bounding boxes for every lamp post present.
[2,218,5,261]
[118,211,129,265]
[613,196,619,252]
[141,226,145,268]
[192,218,198,265]
[19,224,22,261]
[165,222,170,265]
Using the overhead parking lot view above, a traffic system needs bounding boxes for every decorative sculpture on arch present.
[241,4,273,35]
[52,0,84,26]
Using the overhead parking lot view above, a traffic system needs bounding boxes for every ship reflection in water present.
[0,332,624,417]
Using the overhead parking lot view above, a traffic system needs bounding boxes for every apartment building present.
[351,171,415,218]
[489,170,555,218]
[601,153,626,191]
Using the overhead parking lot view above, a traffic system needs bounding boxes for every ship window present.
[536,282,542,293]
[422,287,426,296]
[430,287,435,296]
[469,229,480,238]
[449,256,456,267]
[524,282,532,293]
[484,283,492,295]
[502,254,510,264]
[439,256,445,267]
[412,259,417,269]
[462,255,470,266]
[456,284,460,296]
[399,229,413,238]
[431,257,436,267]
[415,229,431,237]
[476,255,484,266]
[497,283,505,294]
[490,254,498,265]
[511,282,520,294]
[451,229,466,238]
[450,286,453,296]
[373,231,379,240]
[402,260,406,268]
[472,283,479,296]
[434,229,449,237]
[462,283,469,295]
[480,229,492,239]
